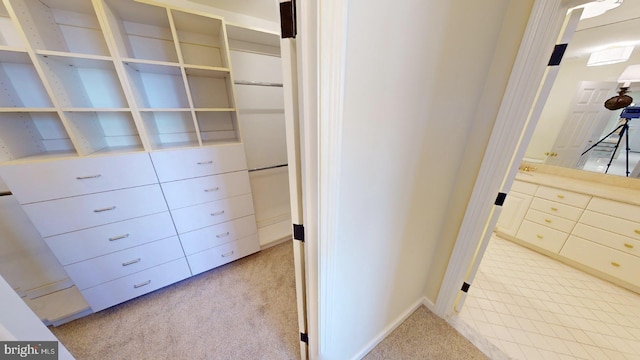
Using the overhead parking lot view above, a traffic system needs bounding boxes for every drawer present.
[587,197,640,223]
[560,236,640,288]
[180,215,258,255]
[511,180,538,196]
[579,210,640,242]
[529,197,583,221]
[524,208,576,233]
[150,144,247,182]
[535,186,591,209]
[0,153,157,204]
[516,220,568,253]
[161,170,251,210]
[64,236,184,290]
[23,184,167,237]
[187,234,260,275]
[81,257,191,312]
[572,223,640,258]
[45,212,176,265]
[171,193,255,234]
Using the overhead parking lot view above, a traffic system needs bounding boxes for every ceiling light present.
[578,0,623,20]
[587,45,634,66]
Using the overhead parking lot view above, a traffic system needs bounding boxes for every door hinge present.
[293,224,305,242]
[548,43,568,66]
[495,192,507,206]
[300,332,309,343]
[279,1,297,39]
[461,282,471,293]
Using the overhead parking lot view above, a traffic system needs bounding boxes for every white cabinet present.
[495,180,537,236]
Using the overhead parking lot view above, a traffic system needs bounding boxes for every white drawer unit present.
[180,215,258,255]
[572,223,640,258]
[22,184,168,237]
[161,170,251,210]
[516,220,569,253]
[45,212,176,265]
[579,210,640,242]
[529,197,583,221]
[511,180,538,195]
[524,208,576,233]
[534,185,591,208]
[187,234,260,275]
[150,144,248,182]
[560,236,640,288]
[81,258,192,312]
[0,153,158,204]
[587,197,640,222]
[170,193,255,234]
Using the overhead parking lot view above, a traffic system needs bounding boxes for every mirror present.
[524,1,640,178]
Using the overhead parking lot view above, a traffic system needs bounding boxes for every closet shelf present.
[138,108,192,112]
[0,48,29,61]
[36,50,113,63]
[0,108,57,113]
[62,108,131,112]
[194,108,236,112]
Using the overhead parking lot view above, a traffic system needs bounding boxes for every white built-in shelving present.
[0,0,241,163]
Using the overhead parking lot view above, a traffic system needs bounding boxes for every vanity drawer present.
[187,234,260,275]
[180,215,258,255]
[516,220,568,253]
[161,170,251,210]
[572,223,640,258]
[512,180,538,196]
[23,184,167,237]
[81,257,191,312]
[64,236,184,290]
[0,153,157,204]
[524,208,576,233]
[587,197,640,223]
[579,210,640,242]
[171,194,255,234]
[560,236,640,288]
[45,212,176,265]
[529,197,583,221]
[150,144,247,183]
[535,186,591,209]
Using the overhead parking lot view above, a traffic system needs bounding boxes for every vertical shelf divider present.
[220,20,241,143]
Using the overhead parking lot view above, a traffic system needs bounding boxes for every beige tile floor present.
[456,234,640,360]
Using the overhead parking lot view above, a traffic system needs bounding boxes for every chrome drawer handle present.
[204,187,220,192]
[94,206,116,213]
[197,161,213,165]
[211,210,225,216]
[122,258,141,266]
[221,251,234,257]
[133,280,151,288]
[109,233,130,241]
[611,261,621,268]
[624,243,634,249]
[216,232,230,238]
[76,174,102,180]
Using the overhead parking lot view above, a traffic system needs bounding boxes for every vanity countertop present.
[515,166,640,206]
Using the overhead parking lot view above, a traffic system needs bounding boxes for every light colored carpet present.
[51,241,487,359]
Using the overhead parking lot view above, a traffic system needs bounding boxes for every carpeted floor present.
[51,241,487,359]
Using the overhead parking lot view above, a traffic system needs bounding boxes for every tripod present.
[580,117,631,176]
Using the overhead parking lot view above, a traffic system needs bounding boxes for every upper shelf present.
[171,9,228,68]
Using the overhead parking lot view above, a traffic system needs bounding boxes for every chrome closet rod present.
[248,164,288,172]
[234,80,283,87]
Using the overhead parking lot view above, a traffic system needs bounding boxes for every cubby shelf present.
[0,0,242,164]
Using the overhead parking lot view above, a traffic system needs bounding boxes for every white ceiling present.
[567,1,640,60]
[187,0,279,22]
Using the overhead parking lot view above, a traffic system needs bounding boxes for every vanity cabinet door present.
[496,190,533,237]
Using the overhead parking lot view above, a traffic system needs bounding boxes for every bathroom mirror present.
[524,2,640,178]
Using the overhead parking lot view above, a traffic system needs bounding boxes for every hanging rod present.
[234,80,283,88]
[0,191,12,197]
[248,164,288,172]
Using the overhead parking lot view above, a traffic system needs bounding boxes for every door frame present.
[434,0,595,317]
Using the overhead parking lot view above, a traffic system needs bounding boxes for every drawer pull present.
[557,195,565,199]
[109,233,130,241]
[133,280,151,289]
[635,230,640,235]
[94,206,116,213]
[76,174,102,180]
[221,251,234,257]
[204,187,220,193]
[550,207,558,211]
[216,232,230,238]
[211,210,225,216]
[197,161,213,165]
[544,219,552,223]
[122,258,141,266]
[624,243,634,249]
[536,235,543,239]
[611,262,621,268]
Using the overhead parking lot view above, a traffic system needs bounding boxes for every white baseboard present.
[352,297,427,360]
[258,219,293,248]
[421,297,435,312]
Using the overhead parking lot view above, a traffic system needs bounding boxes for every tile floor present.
[456,234,640,360]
